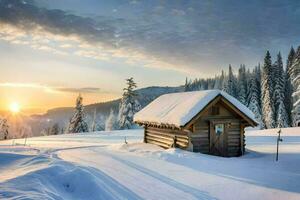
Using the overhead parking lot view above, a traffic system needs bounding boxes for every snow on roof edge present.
[134,90,258,128]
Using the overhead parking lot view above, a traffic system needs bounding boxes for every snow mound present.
[134,90,257,127]
[114,143,165,158]
[118,143,164,152]
[0,159,141,200]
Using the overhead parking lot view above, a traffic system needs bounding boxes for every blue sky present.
[0,0,300,113]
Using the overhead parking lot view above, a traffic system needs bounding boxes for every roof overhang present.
[182,94,258,128]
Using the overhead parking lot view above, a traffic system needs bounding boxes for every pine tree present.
[261,51,276,129]
[67,94,89,133]
[50,123,60,135]
[291,46,300,126]
[41,127,50,136]
[273,52,288,127]
[290,47,300,80]
[237,65,247,105]
[184,77,191,91]
[248,71,262,127]
[105,109,118,131]
[91,114,105,131]
[223,65,238,97]
[91,109,97,132]
[213,73,223,89]
[118,78,141,129]
[220,70,227,90]
[255,64,262,108]
[245,68,252,105]
[277,101,289,128]
[285,47,295,126]
[0,118,9,140]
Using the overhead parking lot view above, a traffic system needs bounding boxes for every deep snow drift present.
[0,128,300,200]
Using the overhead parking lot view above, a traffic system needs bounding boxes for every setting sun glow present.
[9,102,20,113]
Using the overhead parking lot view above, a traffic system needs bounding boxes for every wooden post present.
[240,124,245,155]
[276,129,282,161]
[143,126,147,143]
[173,135,177,148]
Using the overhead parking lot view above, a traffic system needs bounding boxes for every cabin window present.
[211,106,220,115]
[215,124,224,135]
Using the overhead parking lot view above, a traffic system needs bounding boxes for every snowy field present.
[0,128,300,200]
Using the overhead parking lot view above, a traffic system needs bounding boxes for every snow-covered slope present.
[0,128,300,200]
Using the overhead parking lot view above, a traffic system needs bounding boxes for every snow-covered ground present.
[0,128,300,200]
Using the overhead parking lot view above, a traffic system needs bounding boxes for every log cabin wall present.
[190,121,209,153]
[227,121,242,157]
[190,101,243,156]
[142,99,248,157]
[144,126,189,149]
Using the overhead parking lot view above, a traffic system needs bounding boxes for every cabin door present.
[209,121,227,156]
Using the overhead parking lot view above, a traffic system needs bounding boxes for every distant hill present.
[27,86,183,136]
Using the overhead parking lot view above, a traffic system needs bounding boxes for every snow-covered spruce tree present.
[273,52,289,127]
[221,73,227,91]
[272,52,282,101]
[277,101,289,128]
[184,77,189,91]
[92,114,106,131]
[255,64,262,109]
[291,46,300,126]
[247,69,262,127]
[261,51,276,129]
[285,47,295,126]
[291,47,300,81]
[237,65,247,105]
[91,109,97,132]
[50,123,60,135]
[207,78,215,89]
[40,127,50,136]
[245,68,252,104]
[118,78,141,129]
[0,118,9,140]
[223,65,238,98]
[213,71,225,89]
[105,109,118,131]
[67,95,89,133]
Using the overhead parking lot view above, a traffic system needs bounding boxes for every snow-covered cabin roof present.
[134,90,257,128]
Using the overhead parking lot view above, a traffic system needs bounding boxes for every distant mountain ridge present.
[42,86,182,117]
[27,86,183,136]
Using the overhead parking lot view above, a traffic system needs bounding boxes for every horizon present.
[1,0,300,114]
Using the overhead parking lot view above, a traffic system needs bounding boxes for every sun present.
[9,102,21,114]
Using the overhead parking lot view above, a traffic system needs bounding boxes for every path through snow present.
[0,128,300,200]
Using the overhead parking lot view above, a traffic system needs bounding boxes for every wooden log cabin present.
[134,90,258,157]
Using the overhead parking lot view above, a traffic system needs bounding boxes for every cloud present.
[0,0,203,73]
[1,0,300,75]
[0,82,101,94]
[55,87,101,93]
[0,0,116,47]
[171,9,186,16]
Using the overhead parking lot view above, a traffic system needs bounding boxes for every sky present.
[0,0,300,114]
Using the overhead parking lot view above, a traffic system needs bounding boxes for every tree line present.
[64,77,141,134]
[0,77,142,138]
[184,46,300,129]
[2,46,300,138]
